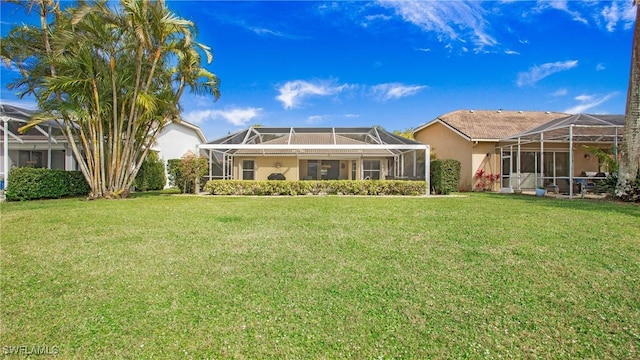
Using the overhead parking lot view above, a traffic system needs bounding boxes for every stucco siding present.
[415,122,473,190]
[154,123,202,162]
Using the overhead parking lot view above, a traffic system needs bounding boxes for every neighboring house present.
[151,120,207,187]
[198,127,430,184]
[1,103,207,189]
[413,109,623,194]
[1,104,78,186]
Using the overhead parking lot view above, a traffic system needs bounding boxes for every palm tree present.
[618,1,640,200]
[1,0,219,198]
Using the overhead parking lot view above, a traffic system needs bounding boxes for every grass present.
[1,193,639,358]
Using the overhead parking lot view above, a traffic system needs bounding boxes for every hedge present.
[203,180,428,196]
[133,151,166,191]
[430,159,461,195]
[5,167,90,201]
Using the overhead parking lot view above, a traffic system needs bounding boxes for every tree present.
[0,0,219,198]
[392,128,415,140]
[167,153,207,194]
[618,2,640,200]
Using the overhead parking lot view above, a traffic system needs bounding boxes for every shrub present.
[5,168,90,201]
[167,154,208,194]
[598,171,640,202]
[203,180,428,196]
[430,159,461,195]
[134,152,166,191]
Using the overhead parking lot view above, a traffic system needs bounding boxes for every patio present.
[498,113,624,198]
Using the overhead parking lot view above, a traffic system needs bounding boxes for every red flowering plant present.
[474,169,500,191]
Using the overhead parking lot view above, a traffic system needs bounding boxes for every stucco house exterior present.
[151,120,207,187]
[413,109,623,194]
[199,126,430,183]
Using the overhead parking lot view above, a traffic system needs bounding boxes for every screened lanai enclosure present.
[198,127,430,185]
[1,104,77,188]
[498,114,624,198]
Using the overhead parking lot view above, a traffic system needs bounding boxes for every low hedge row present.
[204,180,428,196]
[5,167,90,201]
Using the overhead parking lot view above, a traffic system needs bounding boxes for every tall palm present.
[1,0,220,198]
[618,2,640,199]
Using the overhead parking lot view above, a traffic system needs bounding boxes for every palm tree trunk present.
[618,4,640,200]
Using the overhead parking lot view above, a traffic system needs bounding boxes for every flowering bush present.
[474,169,500,191]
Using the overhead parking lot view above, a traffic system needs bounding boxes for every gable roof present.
[414,109,568,141]
[168,120,207,143]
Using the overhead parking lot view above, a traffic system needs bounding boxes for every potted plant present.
[535,185,546,197]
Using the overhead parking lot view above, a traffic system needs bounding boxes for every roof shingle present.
[415,110,568,140]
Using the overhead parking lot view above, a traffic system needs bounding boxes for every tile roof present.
[415,110,568,141]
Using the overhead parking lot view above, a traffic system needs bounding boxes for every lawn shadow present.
[129,189,182,198]
[484,192,640,217]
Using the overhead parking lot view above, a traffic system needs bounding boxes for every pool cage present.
[198,127,430,187]
[498,114,624,198]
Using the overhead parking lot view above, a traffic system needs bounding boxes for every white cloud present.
[249,27,290,37]
[505,49,520,56]
[550,88,568,97]
[535,0,588,24]
[276,80,349,109]
[306,113,360,125]
[376,0,498,50]
[370,83,427,101]
[596,63,606,71]
[516,60,578,87]
[564,92,617,114]
[415,48,431,52]
[182,107,263,126]
[600,0,636,32]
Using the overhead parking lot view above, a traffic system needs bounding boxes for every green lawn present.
[1,193,639,358]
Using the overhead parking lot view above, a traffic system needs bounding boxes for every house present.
[198,127,430,185]
[1,104,78,186]
[151,120,207,187]
[413,109,623,195]
[1,103,207,189]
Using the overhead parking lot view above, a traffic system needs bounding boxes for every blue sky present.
[0,1,636,140]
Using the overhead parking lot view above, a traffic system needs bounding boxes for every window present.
[351,161,357,180]
[242,160,255,180]
[18,151,45,168]
[363,159,381,180]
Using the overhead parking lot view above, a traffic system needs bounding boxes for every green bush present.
[134,152,166,191]
[167,155,208,194]
[203,180,427,196]
[598,171,640,202]
[5,168,90,201]
[430,159,461,195]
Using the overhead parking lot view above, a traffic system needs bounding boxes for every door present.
[501,149,512,189]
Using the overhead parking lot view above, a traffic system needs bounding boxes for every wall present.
[414,122,474,190]
[232,156,389,181]
[235,156,299,181]
[154,123,203,162]
[153,123,204,186]
[470,142,500,191]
